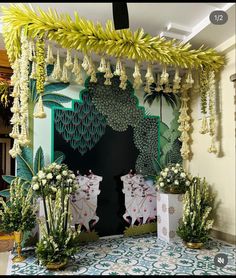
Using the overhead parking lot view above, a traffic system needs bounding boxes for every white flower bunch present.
[156,163,191,193]
[31,163,78,196]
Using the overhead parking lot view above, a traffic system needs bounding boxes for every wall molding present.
[211,229,236,245]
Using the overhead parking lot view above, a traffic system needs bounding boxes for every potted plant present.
[176,176,215,248]
[156,163,191,194]
[31,162,81,269]
[0,177,37,261]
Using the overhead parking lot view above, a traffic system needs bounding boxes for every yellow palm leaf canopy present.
[1,3,224,71]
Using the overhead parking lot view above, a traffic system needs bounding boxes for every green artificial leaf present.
[43,100,64,108]
[54,151,65,164]
[16,147,34,181]
[42,93,72,103]
[0,189,10,198]
[44,82,69,94]
[2,175,17,184]
[34,146,45,174]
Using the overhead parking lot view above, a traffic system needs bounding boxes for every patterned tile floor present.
[9,234,236,275]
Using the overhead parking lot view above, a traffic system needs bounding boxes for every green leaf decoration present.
[42,93,72,103]
[16,147,34,182]
[2,175,17,185]
[43,100,64,108]
[54,151,65,164]
[34,146,45,174]
[54,90,107,155]
[44,82,70,94]
[0,189,10,198]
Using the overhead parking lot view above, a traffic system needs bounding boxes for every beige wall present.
[188,36,236,237]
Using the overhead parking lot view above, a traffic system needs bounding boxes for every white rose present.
[186,181,190,186]
[62,170,68,176]
[47,173,53,179]
[52,162,56,167]
[164,168,168,172]
[56,175,61,180]
[174,169,178,174]
[176,163,180,167]
[51,187,57,192]
[32,183,39,190]
[70,174,75,179]
[38,171,45,179]
[167,179,170,182]
[180,172,186,178]
[174,180,179,185]
[171,167,175,171]
[160,182,164,187]
[56,165,61,169]
[158,177,163,182]
[42,179,47,185]
[32,176,37,181]
[67,179,72,183]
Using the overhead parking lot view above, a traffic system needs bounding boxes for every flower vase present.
[46,260,67,270]
[185,242,204,249]
[12,231,25,262]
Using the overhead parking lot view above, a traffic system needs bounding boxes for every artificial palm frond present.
[1,4,225,71]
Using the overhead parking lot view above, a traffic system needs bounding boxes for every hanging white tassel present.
[173,68,181,93]
[119,64,127,90]
[200,116,209,134]
[51,49,62,80]
[30,60,37,79]
[155,74,163,92]
[208,137,217,153]
[87,57,97,83]
[144,64,154,93]
[61,62,69,83]
[34,94,46,118]
[72,54,84,85]
[104,61,113,85]
[163,83,172,93]
[97,56,107,73]
[65,49,73,69]
[113,58,122,76]
[9,140,22,158]
[28,41,34,62]
[160,65,169,85]
[186,71,194,87]
[18,116,30,146]
[81,54,90,72]
[133,62,142,89]
[45,44,55,65]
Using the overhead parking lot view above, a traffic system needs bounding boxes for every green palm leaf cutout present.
[43,100,64,108]
[42,93,72,103]
[2,175,17,184]
[34,146,45,174]
[17,147,34,182]
[54,151,65,164]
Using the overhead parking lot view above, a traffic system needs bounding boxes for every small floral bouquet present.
[156,163,191,194]
[0,178,36,233]
[177,177,215,244]
[31,163,78,196]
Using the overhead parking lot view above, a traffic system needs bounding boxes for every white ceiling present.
[0,3,235,53]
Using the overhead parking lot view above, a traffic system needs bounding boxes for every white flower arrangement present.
[156,163,191,194]
[31,163,78,196]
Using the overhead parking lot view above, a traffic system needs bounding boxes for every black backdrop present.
[54,125,139,236]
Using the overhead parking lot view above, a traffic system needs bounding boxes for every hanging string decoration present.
[119,64,128,90]
[54,91,107,155]
[104,61,113,86]
[173,68,181,93]
[34,36,46,118]
[178,73,194,160]
[207,71,217,154]
[45,43,55,65]
[18,29,30,147]
[61,61,70,83]
[199,68,209,134]
[65,49,73,69]
[97,56,107,73]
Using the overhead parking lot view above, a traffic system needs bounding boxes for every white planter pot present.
[156,192,184,242]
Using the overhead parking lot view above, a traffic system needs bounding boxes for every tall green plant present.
[177,177,215,244]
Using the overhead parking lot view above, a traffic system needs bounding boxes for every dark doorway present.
[54,125,139,236]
